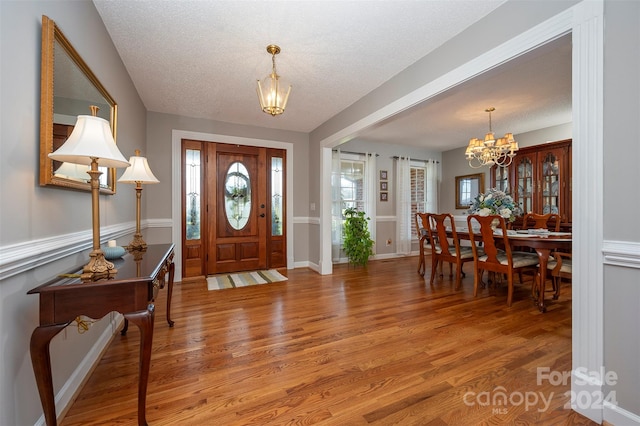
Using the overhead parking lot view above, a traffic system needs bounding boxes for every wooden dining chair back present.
[467,214,540,306]
[547,251,572,299]
[415,212,430,276]
[427,213,477,289]
[522,212,561,231]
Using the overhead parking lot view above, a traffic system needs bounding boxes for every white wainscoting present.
[0,221,136,280]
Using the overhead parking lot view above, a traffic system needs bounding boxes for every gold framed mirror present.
[39,15,118,194]
[455,173,484,209]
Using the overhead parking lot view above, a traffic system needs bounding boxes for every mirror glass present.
[39,15,118,193]
[455,173,484,209]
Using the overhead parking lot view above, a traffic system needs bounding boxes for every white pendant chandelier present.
[256,44,292,116]
[465,107,519,168]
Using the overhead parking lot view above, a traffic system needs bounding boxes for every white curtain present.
[331,149,342,261]
[425,159,439,213]
[364,152,377,251]
[396,156,412,255]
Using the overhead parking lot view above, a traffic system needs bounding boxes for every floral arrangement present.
[467,188,522,222]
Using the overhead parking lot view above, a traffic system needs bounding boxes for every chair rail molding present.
[0,221,155,280]
[602,240,640,269]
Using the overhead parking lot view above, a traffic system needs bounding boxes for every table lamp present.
[118,149,159,250]
[48,106,130,281]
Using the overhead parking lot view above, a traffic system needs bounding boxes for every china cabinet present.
[490,139,571,229]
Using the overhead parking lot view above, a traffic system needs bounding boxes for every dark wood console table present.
[28,243,175,426]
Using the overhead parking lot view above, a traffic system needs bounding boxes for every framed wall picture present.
[380,170,388,180]
[380,192,388,202]
[380,181,388,191]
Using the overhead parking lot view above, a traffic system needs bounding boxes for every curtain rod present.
[333,149,379,157]
[392,156,439,164]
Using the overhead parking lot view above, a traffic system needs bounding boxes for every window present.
[332,152,375,262]
[185,149,201,240]
[410,165,427,239]
[339,159,365,213]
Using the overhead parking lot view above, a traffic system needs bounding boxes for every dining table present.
[452,226,572,312]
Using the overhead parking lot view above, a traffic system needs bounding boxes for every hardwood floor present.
[61,256,596,425]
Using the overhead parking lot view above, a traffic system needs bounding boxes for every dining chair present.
[522,212,561,231]
[415,212,430,276]
[547,251,572,299]
[427,213,479,289]
[467,214,540,307]
[517,212,562,284]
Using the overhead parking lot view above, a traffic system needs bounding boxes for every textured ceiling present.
[93,0,571,151]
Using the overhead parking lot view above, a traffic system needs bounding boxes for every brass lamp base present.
[127,233,148,251]
[80,248,118,281]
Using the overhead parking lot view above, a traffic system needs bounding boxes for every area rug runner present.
[207,269,287,290]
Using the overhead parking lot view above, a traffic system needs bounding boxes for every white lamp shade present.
[48,115,130,168]
[54,162,90,180]
[118,155,160,184]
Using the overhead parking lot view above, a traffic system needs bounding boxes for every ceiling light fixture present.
[256,44,291,116]
[465,107,519,168]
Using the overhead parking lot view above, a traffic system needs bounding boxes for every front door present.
[208,143,267,273]
[181,140,287,278]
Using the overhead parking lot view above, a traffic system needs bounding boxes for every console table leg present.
[124,304,155,426]
[166,261,175,327]
[30,323,68,426]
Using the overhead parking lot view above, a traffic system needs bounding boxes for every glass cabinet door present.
[536,145,568,222]
[490,139,571,227]
[540,151,560,216]
[515,154,534,214]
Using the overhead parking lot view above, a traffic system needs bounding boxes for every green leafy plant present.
[343,207,374,267]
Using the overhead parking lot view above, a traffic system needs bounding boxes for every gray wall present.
[602,0,640,414]
[0,1,145,425]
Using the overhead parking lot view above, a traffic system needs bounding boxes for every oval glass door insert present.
[224,162,251,230]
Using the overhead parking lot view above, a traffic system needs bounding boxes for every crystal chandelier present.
[465,107,519,168]
[256,44,292,116]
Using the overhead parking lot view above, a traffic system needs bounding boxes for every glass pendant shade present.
[256,44,291,116]
[257,73,291,116]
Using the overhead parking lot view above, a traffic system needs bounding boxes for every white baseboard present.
[294,260,320,273]
[604,400,640,426]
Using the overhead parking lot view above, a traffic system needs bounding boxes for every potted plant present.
[342,207,374,267]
